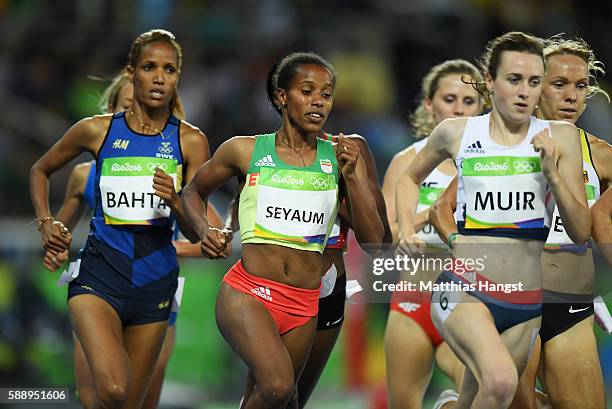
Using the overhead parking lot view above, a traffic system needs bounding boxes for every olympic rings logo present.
[513,160,537,173]
[310,177,329,189]
[147,162,169,172]
[158,142,173,154]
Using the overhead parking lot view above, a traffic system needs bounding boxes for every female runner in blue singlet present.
[30,30,210,409]
[43,71,229,409]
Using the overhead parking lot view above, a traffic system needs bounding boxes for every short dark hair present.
[266,52,336,116]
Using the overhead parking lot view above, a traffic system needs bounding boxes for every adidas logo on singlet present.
[251,286,273,301]
[255,155,276,167]
[464,140,485,154]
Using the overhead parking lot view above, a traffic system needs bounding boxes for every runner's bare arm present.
[174,202,232,257]
[383,146,432,243]
[352,135,393,244]
[156,124,210,243]
[182,136,252,243]
[30,116,109,253]
[337,135,384,250]
[544,122,591,243]
[42,162,93,271]
[396,119,461,250]
[589,134,612,192]
[430,176,458,245]
[55,162,93,231]
[592,187,612,265]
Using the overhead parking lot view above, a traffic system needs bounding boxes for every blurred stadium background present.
[0,0,611,408]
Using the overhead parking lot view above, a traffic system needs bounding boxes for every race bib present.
[416,185,445,244]
[462,156,547,229]
[254,168,338,244]
[100,157,178,225]
[546,183,596,248]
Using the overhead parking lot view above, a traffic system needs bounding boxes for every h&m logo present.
[157,300,170,309]
[112,139,130,150]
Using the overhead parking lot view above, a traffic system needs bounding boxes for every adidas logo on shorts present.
[251,286,273,301]
[464,140,485,154]
[255,155,276,167]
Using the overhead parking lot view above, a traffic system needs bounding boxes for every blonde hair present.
[544,36,609,102]
[471,32,545,105]
[127,29,185,119]
[411,59,483,138]
[98,72,131,113]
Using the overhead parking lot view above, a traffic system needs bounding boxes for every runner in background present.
[382,59,484,409]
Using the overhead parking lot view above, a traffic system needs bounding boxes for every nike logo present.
[326,316,344,326]
[569,306,589,314]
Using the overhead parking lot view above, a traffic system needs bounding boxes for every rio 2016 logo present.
[474,162,509,172]
[110,163,142,172]
[271,174,304,185]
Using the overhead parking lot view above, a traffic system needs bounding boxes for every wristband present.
[37,216,55,230]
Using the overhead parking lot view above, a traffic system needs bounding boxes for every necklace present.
[279,135,315,167]
[128,109,174,140]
